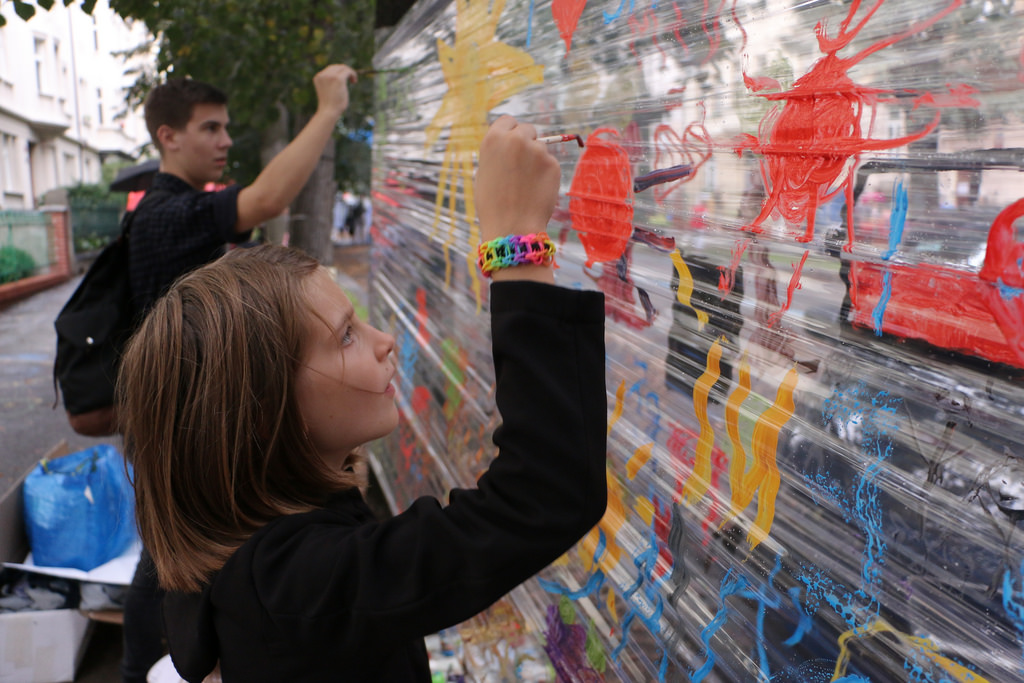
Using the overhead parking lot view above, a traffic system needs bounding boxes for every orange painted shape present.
[581,468,626,574]
[609,379,626,435]
[680,338,722,504]
[671,250,710,329]
[725,356,752,516]
[746,367,799,548]
[552,0,588,57]
[568,128,635,267]
[627,442,654,480]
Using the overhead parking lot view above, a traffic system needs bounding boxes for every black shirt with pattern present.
[128,172,249,316]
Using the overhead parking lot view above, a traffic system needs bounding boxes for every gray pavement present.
[0,275,113,499]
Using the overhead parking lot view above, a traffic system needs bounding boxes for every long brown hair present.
[118,245,364,593]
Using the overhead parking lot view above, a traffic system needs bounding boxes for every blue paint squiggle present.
[693,570,749,682]
[873,181,908,334]
[603,0,635,24]
[882,181,908,261]
[1002,557,1024,674]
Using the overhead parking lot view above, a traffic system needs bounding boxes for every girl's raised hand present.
[476,116,560,242]
[475,116,561,283]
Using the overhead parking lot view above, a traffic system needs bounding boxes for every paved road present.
[0,276,112,500]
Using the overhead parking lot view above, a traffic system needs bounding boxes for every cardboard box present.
[0,441,95,683]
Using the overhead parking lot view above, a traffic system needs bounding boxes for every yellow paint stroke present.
[680,337,723,504]
[724,355,752,520]
[670,250,710,329]
[605,585,619,624]
[905,635,990,682]
[581,469,626,574]
[609,379,626,435]
[424,0,544,308]
[626,442,654,480]
[834,620,990,683]
[634,495,654,525]
[746,367,798,548]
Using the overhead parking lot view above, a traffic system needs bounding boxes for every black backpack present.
[53,191,165,436]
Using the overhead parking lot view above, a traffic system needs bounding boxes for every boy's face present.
[294,268,398,465]
[160,102,232,189]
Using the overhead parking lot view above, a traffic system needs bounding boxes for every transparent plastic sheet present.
[368,0,1024,680]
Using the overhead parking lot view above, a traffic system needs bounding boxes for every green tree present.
[109,0,375,261]
[0,1,96,27]
[5,0,375,261]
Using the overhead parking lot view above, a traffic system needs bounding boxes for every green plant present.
[66,183,127,209]
[0,245,37,284]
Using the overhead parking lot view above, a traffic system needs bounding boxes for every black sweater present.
[163,281,608,682]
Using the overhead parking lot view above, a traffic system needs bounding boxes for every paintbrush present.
[538,134,585,148]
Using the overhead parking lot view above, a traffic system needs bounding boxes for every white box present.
[0,441,95,683]
[0,609,92,683]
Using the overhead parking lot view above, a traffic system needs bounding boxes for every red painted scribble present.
[414,287,431,345]
[736,0,963,246]
[584,246,655,329]
[399,385,432,472]
[629,10,667,68]
[728,0,966,323]
[974,198,1024,365]
[568,128,634,267]
[847,199,1024,369]
[651,102,713,203]
[767,251,809,328]
[664,422,728,538]
[552,0,588,58]
[668,0,746,66]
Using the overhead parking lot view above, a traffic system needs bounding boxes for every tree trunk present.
[288,113,337,265]
[260,104,290,245]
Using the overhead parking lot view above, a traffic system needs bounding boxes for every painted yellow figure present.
[424,0,544,305]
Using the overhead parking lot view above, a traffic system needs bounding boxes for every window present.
[96,88,104,125]
[34,37,46,93]
[63,152,77,186]
[0,29,10,86]
[1,133,22,194]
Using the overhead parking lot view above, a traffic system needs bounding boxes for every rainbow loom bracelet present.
[477,232,556,277]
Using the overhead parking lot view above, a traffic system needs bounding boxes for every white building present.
[0,0,152,210]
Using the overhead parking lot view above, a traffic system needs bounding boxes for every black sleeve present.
[250,281,607,655]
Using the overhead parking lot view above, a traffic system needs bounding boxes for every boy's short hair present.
[144,78,228,152]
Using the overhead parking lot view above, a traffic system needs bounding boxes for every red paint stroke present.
[629,10,667,69]
[568,128,634,267]
[766,250,809,327]
[552,0,588,58]
[728,0,965,321]
[669,3,692,57]
[700,0,728,66]
[849,198,1024,369]
[978,198,1024,365]
[664,421,728,537]
[584,248,654,329]
[651,102,712,203]
[912,83,980,109]
[411,385,431,415]
[665,86,687,111]
[668,0,745,65]
[414,287,431,345]
[718,237,751,293]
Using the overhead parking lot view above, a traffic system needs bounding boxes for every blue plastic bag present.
[22,444,137,571]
